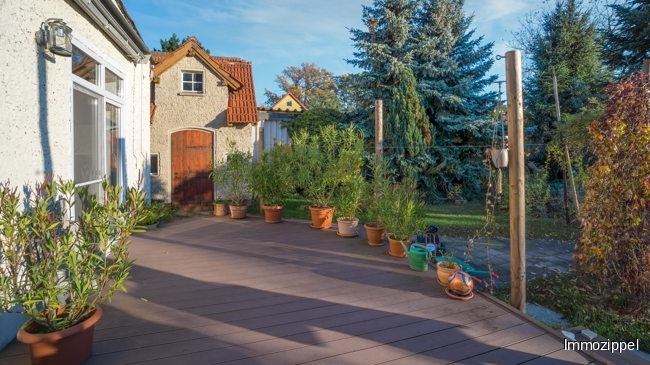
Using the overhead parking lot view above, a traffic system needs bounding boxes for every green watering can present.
[401,242,432,272]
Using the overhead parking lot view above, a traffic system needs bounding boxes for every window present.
[71,42,125,215]
[287,101,292,107]
[150,153,159,176]
[182,71,203,93]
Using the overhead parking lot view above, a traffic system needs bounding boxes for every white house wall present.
[150,56,253,202]
[0,0,150,194]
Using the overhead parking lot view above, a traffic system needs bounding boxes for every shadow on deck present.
[0,216,597,365]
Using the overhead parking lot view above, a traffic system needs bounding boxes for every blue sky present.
[123,0,546,106]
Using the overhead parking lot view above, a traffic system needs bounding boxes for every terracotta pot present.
[388,235,409,258]
[436,262,461,286]
[364,222,386,246]
[262,205,284,223]
[17,307,103,365]
[308,206,334,229]
[213,203,229,216]
[337,217,359,237]
[229,205,248,219]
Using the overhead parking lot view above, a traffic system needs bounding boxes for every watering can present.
[401,242,432,272]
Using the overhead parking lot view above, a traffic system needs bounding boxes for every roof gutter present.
[71,0,151,64]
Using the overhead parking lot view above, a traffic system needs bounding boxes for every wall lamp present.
[35,19,73,57]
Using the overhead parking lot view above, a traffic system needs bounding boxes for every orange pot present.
[388,235,409,258]
[308,205,334,229]
[436,262,461,286]
[364,222,386,246]
[17,307,103,365]
[213,203,228,216]
[262,205,284,223]
[229,205,248,219]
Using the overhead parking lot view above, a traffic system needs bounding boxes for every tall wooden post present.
[506,50,526,313]
[375,99,383,159]
[643,59,649,73]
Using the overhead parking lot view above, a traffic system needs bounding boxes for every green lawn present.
[250,197,580,241]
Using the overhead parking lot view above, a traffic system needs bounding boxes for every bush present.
[526,168,551,218]
[575,72,650,314]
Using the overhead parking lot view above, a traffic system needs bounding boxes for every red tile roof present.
[212,56,258,124]
[150,38,258,124]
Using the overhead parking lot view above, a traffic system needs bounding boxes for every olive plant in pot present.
[249,143,293,223]
[0,177,144,365]
[378,174,427,258]
[292,124,364,229]
[212,140,253,219]
[0,182,29,351]
[335,173,364,237]
[209,158,229,217]
[362,158,392,246]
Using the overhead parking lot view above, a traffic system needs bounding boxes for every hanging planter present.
[490,148,509,168]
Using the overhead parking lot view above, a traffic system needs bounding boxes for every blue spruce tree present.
[349,0,497,201]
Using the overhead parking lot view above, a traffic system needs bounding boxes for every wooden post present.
[375,99,383,160]
[643,59,649,73]
[506,50,526,313]
[564,145,580,215]
[553,72,571,225]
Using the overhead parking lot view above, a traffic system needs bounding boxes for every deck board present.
[0,216,600,365]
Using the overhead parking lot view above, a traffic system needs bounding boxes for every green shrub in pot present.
[0,177,144,364]
[250,143,294,223]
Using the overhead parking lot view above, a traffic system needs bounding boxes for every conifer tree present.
[384,67,430,163]
[515,0,610,143]
[603,0,650,75]
[347,0,419,102]
[413,0,497,198]
[348,0,498,200]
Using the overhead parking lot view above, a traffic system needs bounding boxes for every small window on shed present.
[287,101,293,107]
[150,153,159,176]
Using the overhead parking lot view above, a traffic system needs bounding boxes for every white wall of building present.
[0,0,150,195]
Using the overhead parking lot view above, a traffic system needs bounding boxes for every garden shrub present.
[575,72,650,314]
[526,168,551,218]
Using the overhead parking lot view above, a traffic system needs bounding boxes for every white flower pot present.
[490,148,509,168]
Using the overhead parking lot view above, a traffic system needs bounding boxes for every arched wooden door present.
[171,130,213,212]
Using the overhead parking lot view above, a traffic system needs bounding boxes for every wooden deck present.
[0,215,598,365]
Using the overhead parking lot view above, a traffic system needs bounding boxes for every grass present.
[250,196,580,241]
[494,275,650,353]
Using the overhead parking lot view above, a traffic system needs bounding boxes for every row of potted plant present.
[0,178,145,364]
[208,126,431,259]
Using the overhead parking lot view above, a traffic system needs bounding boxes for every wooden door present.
[171,130,213,212]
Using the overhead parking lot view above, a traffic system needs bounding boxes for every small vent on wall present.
[150,153,159,176]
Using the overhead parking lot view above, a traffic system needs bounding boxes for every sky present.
[122,0,547,106]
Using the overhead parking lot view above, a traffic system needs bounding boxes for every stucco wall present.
[0,0,150,195]
[150,56,253,202]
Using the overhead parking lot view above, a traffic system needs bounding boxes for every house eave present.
[72,0,151,63]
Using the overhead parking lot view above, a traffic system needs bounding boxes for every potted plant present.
[292,125,364,229]
[362,158,391,245]
[213,140,253,219]
[0,182,29,351]
[250,143,293,223]
[209,158,229,217]
[0,177,144,365]
[137,204,160,229]
[335,173,364,237]
[378,174,426,257]
[436,250,461,286]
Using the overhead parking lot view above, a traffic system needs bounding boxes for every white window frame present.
[70,40,126,210]
[181,70,204,94]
